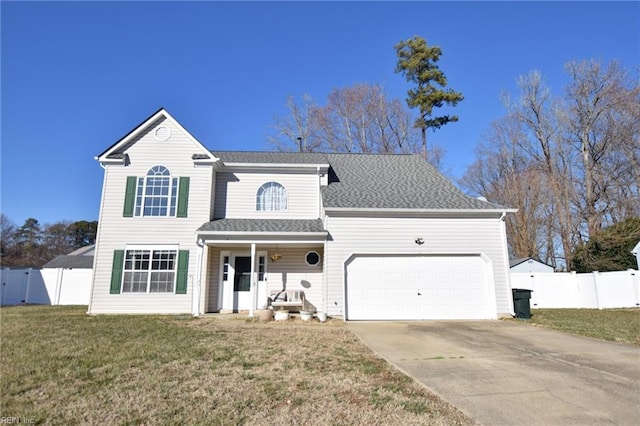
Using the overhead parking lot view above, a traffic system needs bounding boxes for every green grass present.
[0,306,473,425]
[526,308,640,346]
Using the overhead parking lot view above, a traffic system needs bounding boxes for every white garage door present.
[346,255,494,320]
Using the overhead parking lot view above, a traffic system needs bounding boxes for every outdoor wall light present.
[415,237,425,246]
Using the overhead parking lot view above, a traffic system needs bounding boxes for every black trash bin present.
[512,288,533,319]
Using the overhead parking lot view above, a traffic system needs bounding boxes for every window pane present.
[150,271,174,292]
[152,250,176,270]
[306,251,320,266]
[123,250,150,292]
[258,256,265,280]
[135,178,144,216]
[123,271,148,292]
[223,256,229,281]
[256,182,287,211]
[170,178,178,216]
[142,169,172,216]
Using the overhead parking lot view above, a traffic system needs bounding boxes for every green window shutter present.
[123,176,137,217]
[110,250,125,294]
[176,177,190,218]
[176,250,189,294]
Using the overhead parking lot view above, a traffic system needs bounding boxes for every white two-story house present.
[88,108,515,320]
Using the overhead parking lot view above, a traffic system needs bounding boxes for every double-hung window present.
[256,181,287,211]
[109,248,189,295]
[136,166,178,217]
[123,166,190,218]
[122,248,177,293]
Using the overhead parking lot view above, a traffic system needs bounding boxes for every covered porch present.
[193,219,328,317]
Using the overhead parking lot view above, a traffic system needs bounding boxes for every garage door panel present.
[346,255,494,320]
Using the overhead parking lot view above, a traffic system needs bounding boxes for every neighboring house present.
[42,245,94,305]
[509,257,554,273]
[88,108,515,320]
[43,245,95,270]
[632,241,640,270]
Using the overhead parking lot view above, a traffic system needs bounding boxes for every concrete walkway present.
[348,320,640,425]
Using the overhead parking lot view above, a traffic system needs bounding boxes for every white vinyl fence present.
[510,270,640,309]
[1,268,92,306]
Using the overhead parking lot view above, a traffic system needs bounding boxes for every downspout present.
[319,165,328,317]
[192,239,204,317]
[317,166,322,219]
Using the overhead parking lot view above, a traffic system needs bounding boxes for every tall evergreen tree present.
[13,218,43,266]
[395,35,464,161]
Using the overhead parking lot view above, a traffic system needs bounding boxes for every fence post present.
[24,268,33,304]
[55,268,64,305]
[593,271,602,309]
[631,270,639,308]
[571,271,580,308]
[1,269,6,306]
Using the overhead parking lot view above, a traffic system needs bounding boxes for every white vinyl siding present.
[214,171,319,219]
[90,117,214,314]
[325,215,511,318]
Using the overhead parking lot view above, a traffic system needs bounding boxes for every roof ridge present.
[211,150,418,157]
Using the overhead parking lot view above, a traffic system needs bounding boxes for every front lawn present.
[0,306,473,425]
[527,308,640,346]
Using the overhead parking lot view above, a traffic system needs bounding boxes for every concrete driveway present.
[348,320,640,425]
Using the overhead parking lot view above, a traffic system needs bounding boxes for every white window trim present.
[134,165,178,218]
[122,245,180,294]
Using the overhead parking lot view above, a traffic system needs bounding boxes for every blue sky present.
[2,1,638,226]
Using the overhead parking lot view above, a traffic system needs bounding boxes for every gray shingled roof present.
[43,245,95,269]
[509,257,552,268]
[67,245,95,256]
[43,255,94,269]
[322,154,503,209]
[198,218,326,233]
[212,151,329,165]
[212,151,505,210]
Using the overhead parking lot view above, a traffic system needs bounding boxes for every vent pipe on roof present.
[297,137,303,153]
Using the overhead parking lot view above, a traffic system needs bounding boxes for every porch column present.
[249,243,256,317]
[192,240,204,317]
[323,240,328,315]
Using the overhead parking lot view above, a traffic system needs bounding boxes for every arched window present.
[256,182,287,211]
[135,166,178,216]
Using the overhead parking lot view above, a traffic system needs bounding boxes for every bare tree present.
[503,70,579,268]
[1,213,17,263]
[267,94,323,153]
[465,59,639,270]
[267,83,443,165]
[460,117,551,263]
[563,60,640,235]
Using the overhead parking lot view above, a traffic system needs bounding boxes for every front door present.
[233,256,252,310]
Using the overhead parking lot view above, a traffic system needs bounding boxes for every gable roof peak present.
[96,108,214,163]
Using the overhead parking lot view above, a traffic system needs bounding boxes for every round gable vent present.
[154,126,171,141]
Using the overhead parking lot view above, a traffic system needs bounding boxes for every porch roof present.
[197,218,327,236]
